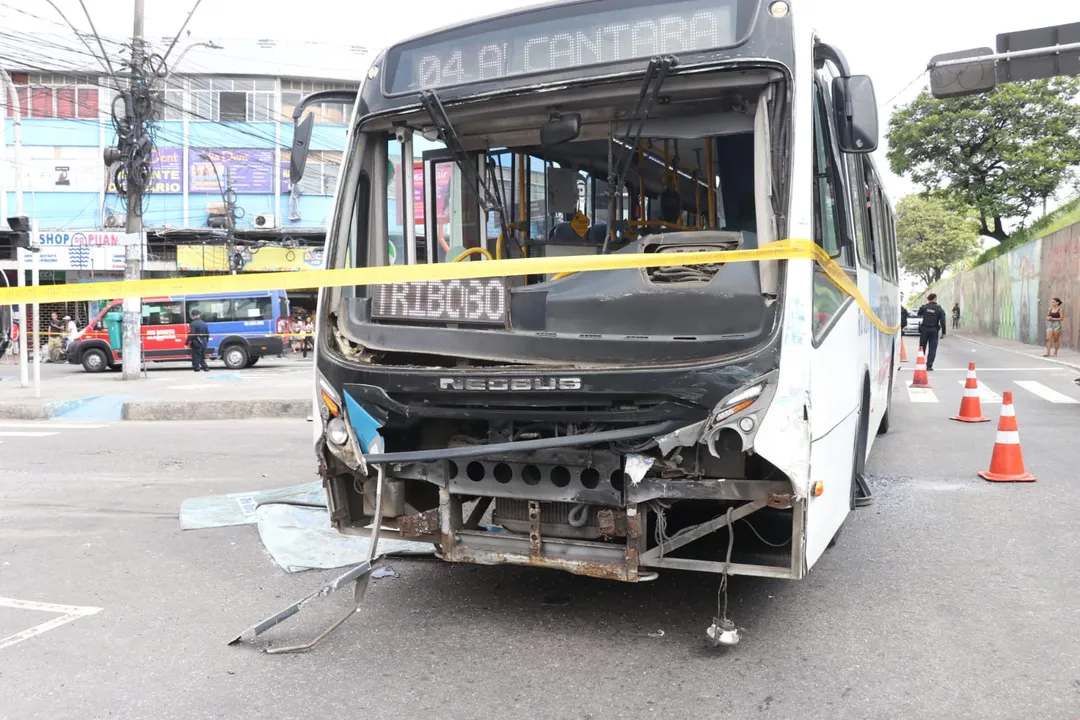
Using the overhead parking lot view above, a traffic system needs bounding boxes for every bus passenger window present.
[812,89,843,259]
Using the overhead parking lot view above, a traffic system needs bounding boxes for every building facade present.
[1,37,364,322]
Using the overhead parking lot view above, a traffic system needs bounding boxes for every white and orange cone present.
[951,362,991,423]
[979,391,1035,482]
[899,337,909,363]
[910,347,931,388]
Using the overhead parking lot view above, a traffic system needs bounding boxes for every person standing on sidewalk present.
[917,292,947,371]
[951,303,961,330]
[1045,297,1063,357]
[47,312,64,362]
[187,309,210,372]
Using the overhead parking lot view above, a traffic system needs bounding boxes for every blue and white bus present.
[297,0,900,634]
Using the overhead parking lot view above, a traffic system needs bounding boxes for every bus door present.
[141,299,187,358]
[421,148,475,264]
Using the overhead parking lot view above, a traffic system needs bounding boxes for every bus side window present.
[812,86,845,263]
[847,155,875,272]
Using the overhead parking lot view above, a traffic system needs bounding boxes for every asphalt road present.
[2,335,1079,720]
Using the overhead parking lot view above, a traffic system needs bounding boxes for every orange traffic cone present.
[910,347,931,388]
[951,362,991,423]
[979,391,1035,482]
[899,338,909,363]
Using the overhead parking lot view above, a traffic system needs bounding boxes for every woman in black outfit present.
[1045,297,1063,357]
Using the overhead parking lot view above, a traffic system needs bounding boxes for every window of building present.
[281,79,357,124]
[187,76,277,122]
[8,74,100,119]
[290,150,343,196]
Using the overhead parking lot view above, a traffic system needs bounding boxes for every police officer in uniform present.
[916,292,947,371]
[187,309,210,372]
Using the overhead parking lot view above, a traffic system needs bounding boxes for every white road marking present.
[906,386,939,403]
[899,367,1061,372]
[0,596,102,651]
[0,422,109,430]
[1014,380,1080,404]
[0,431,60,438]
[958,381,1002,403]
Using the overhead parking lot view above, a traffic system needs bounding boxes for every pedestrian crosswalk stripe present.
[906,386,939,403]
[957,380,1002,404]
[1014,380,1080,404]
[0,431,60,438]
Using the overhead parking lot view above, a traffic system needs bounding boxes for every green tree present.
[896,195,981,287]
[887,78,1080,241]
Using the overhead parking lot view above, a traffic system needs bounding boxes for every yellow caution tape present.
[0,239,899,334]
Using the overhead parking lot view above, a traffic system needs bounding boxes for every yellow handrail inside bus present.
[452,247,494,262]
[495,231,528,260]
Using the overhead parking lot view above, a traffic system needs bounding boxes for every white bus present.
[296,0,900,639]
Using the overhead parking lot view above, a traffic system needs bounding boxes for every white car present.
[901,313,922,336]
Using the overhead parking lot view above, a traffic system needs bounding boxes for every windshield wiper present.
[603,55,679,253]
[419,90,520,257]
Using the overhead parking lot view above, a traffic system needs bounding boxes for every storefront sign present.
[176,245,325,272]
[108,147,184,194]
[32,231,141,247]
[189,149,276,193]
[25,245,127,271]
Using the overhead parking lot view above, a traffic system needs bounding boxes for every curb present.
[0,398,310,422]
[121,399,311,421]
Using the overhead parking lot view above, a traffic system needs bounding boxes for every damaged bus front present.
[299,0,893,627]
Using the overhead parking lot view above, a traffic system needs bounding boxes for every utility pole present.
[122,0,145,381]
[1,68,29,388]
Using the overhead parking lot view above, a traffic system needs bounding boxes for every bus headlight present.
[713,383,765,423]
[317,373,342,421]
[326,417,349,446]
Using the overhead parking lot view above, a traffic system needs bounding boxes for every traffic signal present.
[6,216,30,250]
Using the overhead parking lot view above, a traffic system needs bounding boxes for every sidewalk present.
[949,329,1080,372]
[0,358,313,421]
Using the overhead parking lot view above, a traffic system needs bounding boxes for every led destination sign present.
[372,278,509,326]
[384,0,741,94]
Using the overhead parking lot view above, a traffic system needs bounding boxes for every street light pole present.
[122,0,146,381]
[1,68,28,388]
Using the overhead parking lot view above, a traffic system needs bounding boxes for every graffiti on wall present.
[925,221,1079,350]
[1039,223,1080,350]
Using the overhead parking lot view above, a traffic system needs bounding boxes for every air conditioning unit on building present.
[103,212,124,228]
[254,213,278,229]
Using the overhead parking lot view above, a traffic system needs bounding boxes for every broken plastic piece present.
[624,453,655,485]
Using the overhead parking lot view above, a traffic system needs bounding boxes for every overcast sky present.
[3,0,1075,204]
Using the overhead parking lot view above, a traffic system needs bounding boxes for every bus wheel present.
[81,348,108,373]
[245,357,260,368]
[222,344,249,370]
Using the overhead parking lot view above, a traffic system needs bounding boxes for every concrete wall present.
[924,221,1080,349]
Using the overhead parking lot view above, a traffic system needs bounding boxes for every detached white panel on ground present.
[181,481,433,572]
[254,504,432,573]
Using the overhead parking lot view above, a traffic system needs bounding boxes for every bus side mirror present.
[290,113,315,184]
[831,75,878,153]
